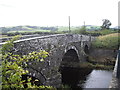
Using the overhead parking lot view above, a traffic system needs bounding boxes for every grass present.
[70,27,118,35]
[5,26,78,34]
[92,33,120,49]
[7,29,51,33]
[57,26,78,31]
[79,62,113,70]
[87,29,118,35]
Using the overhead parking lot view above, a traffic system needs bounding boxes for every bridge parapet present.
[0,34,95,87]
[109,47,120,88]
[0,34,94,55]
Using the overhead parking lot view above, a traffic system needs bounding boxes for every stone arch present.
[64,45,80,60]
[59,45,80,68]
[59,47,80,87]
[62,49,79,63]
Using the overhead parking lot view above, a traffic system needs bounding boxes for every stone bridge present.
[1,34,95,87]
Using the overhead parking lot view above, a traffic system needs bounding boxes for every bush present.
[0,35,57,89]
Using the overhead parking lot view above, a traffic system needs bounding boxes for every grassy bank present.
[92,33,120,49]
[87,29,118,35]
[79,62,114,70]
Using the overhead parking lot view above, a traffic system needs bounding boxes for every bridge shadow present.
[59,49,92,89]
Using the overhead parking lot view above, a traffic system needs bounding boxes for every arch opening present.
[59,49,81,88]
[63,49,79,62]
[59,49,92,89]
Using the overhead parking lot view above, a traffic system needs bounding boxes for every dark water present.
[60,67,112,89]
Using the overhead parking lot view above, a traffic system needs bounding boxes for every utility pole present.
[84,21,86,31]
[69,16,71,33]
[84,21,85,28]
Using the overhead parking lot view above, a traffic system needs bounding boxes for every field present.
[86,29,118,35]
[7,29,51,33]
[0,25,119,39]
[92,33,120,49]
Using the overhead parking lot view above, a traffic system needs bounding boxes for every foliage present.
[79,62,113,70]
[99,29,117,35]
[79,26,86,34]
[0,26,58,34]
[59,84,71,89]
[92,33,120,49]
[1,35,21,54]
[72,26,87,34]
[0,35,56,89]
[86,29,118,36]
[101,19,112,29]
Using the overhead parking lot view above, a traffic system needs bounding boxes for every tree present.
[101,19,112,29]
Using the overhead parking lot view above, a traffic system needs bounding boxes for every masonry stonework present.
[1,34,94,87]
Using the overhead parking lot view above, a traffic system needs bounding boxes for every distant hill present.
[112,26,120,30]
[0,26,58,34]
[0,25,118,34]
[85,25,101,31]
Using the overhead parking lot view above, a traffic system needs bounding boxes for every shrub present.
[0,35,56,89]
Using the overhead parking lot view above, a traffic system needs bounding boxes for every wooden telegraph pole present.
[84,21,86,31]
[69,16,71,33]
[84,21,85,28]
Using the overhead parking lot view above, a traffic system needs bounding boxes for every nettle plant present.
[1,35,55,89]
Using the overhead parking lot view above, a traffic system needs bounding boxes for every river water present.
[61,67,113,89]
[82,70,112,88]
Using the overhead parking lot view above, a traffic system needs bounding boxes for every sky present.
[0,0,119,27]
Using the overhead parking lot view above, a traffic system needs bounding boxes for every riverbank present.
[85,47,118,70]
[61,47,117,70]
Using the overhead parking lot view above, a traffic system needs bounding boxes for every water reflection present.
[60,67,92,89]
[60,67,112,89]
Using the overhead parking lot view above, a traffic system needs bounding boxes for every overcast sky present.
[0,0,119,27]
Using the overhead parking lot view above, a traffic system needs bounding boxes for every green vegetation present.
[71,26,86,34]
[92,33,120,49]
[1,35,70,89]
[101,19,112,29]
[71,26,118,36]
[79,62,113,70]
[0,26,79,37]
[0,26,57,34]
[0,25,119,37]
[7,29,51,33]
[87,29,118,36]
[0,36,57,89]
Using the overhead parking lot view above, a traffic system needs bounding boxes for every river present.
[82,70,112,88]
[61,67,113,89]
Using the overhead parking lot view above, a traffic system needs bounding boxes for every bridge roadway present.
[0,34,95,87]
